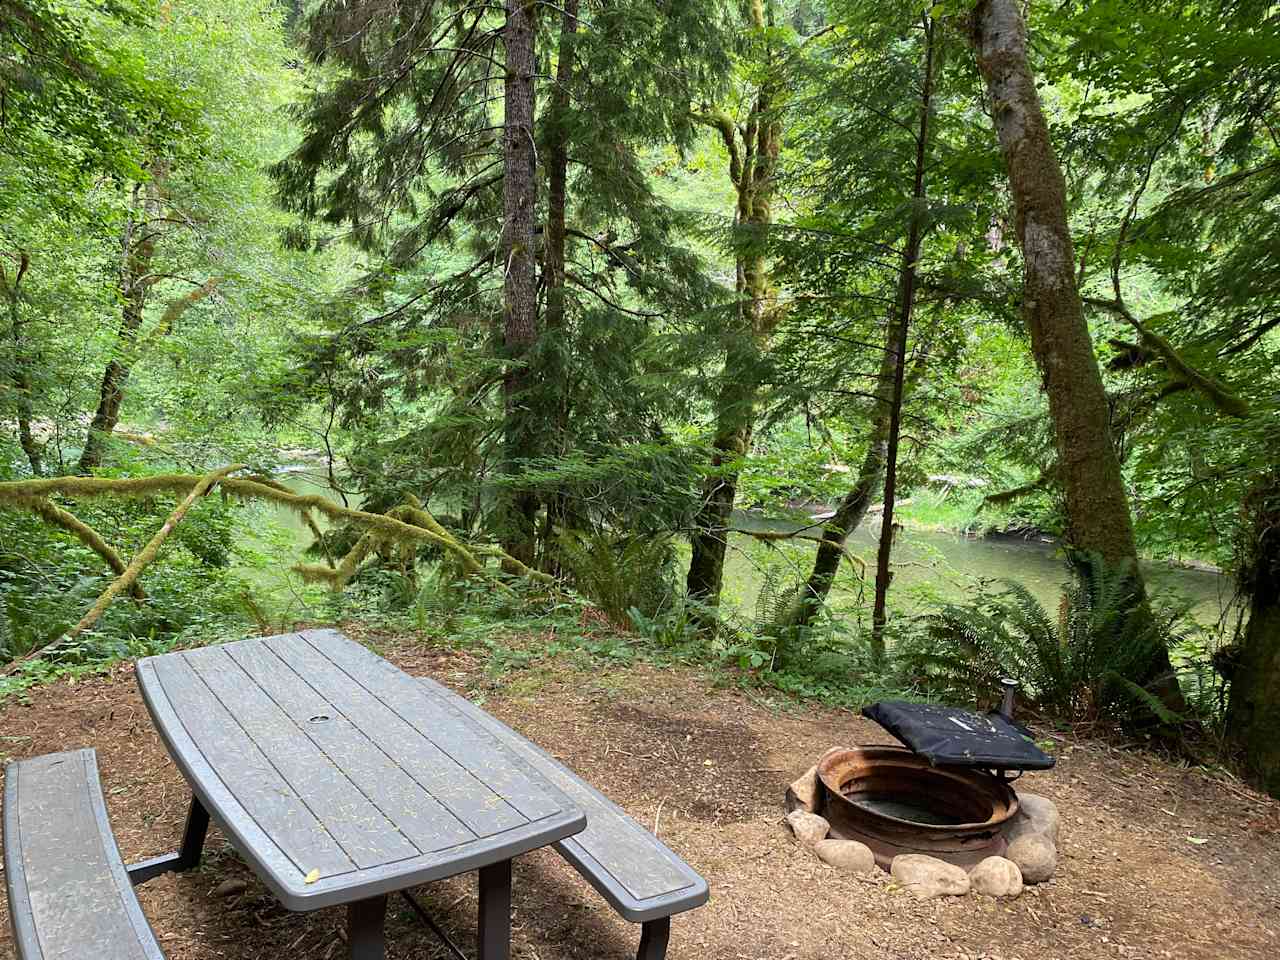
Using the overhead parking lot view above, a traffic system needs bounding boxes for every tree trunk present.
[1226,474,1280,798]
[969,1,1136,565]
[969,0,1182,700]
[79,170,163,474]
[543,0,577,342]
[686,384,754,605]
[2,252,41,475]
[499,0,539,568]
[687,3,781,608]
[780,318,898,630]
[538,0,579,573]
[871,14,937,657]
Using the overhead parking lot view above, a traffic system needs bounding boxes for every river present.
[723,510,1233,627]
[243,472,1234,628]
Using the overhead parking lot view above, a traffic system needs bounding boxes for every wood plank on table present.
[259,635,528,839]
[301,630,566,823]
[150,655,354,879]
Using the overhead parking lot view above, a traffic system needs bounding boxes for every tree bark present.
[970,0,1182,702]
[969,0,1137,565]
[780,312,899,630]
[499,0,540,568]
[1226,474,1280,798]
[79,170,164,474]
[2,251,41,475]
[687,2,781,608]
[543,0,577,343]
[871,14,937,657]
[538,0,579,569]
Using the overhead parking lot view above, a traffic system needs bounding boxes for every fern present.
[555,529,677,627]
[897,553,1194,727]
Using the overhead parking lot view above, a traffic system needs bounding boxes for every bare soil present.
[1,628,1277,960]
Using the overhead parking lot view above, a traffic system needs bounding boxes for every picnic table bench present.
[3,629,708,960]
[4,748,164,960]
[419,675,709,959]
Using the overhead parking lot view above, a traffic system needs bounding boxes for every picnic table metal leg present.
[175,794,210,870]
[477,859,512,960]
[126,794,210,885]
[347,894,387,960]
[636,917,671,960]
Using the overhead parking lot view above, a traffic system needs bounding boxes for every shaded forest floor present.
[1,625,1277,960]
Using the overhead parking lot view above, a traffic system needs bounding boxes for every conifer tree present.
[686,0,788,609]
[275,0,732,562]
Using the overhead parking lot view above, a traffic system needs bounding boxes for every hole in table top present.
[307,715,331,724]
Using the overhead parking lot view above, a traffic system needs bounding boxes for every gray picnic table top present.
[136,630,586,912]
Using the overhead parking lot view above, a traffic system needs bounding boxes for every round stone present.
[1014,791,1061,843]
[784,809,830,847]
[813,838,876,875]
[1007,832,1057,883]
[890,854,971,900]
[969,856,1023,897]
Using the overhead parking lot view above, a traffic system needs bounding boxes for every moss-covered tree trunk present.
[970,0,1181,698]
[1,252,41,475]
[78,168,164,474]
[499,0,539,568]
[687,2,781,608]
[1227,474,1280,798]
[969,1,1136,565]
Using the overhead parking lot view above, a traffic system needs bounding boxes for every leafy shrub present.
[897,553,1196,726]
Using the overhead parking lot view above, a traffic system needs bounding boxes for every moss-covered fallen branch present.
[67,465,242,641]
[8,492,146,601]
[0,469,554,647]
[2,465,242,675]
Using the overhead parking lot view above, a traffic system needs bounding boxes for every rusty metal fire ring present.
[815,745,1019,869]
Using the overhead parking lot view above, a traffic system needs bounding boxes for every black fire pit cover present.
[862,700,1056,771]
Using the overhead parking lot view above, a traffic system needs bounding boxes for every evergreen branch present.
[565,272,662,317]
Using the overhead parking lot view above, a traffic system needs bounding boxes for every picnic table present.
[4,629,706,960]
[135,631,586,960]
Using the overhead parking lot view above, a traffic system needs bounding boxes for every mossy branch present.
[66,465,241,642]
[0,469,554,620]
[8,493,145,601]
[1085,297,1250,418]
[1,466,242,676]
[981,464,1059,508]
[692,108,742,185]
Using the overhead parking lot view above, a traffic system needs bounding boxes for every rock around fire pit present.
[784,746,1061,900]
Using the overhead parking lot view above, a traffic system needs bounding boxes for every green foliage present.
[898,553,1197,727]
[555,529,679,627]
[0,493,254,671]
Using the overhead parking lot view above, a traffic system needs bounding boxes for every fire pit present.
[814,745,1019,869]
[784,690,1061,888]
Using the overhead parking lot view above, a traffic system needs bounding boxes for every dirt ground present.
[1,629,1277,960]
